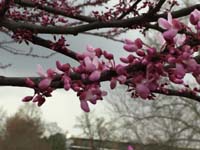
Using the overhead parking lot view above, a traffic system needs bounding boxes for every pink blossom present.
[117,75,127,84]
[123,38,143,52]
[84,56,98,72]
[37,64,46,77]
[22,96,33,102]
[37,96,46,107]
[33,95,42,102]
[175,63,185,79]
[169,74,183,84]
[163,28,178,40]
[158,13,182,40]
[38,78,52,90]
[79,45,96,58]
[110,78,117,89]
[89,70,101,81]
[190,9,200,25]
[25,78,35,88]
[110,75,126,90]
[136,83,150,99]
[80,100,90,112]
[56,61,70,72]
[103,51,113,60]
[167,56,176,63]
[95,48,103,57]
[63,76,71,91]
[158,13,182,30]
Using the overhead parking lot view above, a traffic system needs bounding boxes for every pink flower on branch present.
[190,9,200,25]
[158,13,182,41]
[123,38,143,52]
[20,9,200,111]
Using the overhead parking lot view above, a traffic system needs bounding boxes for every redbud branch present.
[13,0,97,23]
[0,75,200,102]
[147,0,166,15]
[155,89,200,103]
[31,35,79,61]
[1,5,199,35]
[75,0,110,8]
[117,0,142,20]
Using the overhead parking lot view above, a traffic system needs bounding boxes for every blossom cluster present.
[22,9,200,112]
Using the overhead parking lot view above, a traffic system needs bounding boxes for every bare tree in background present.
[75,111,119,149]
[75,111,117,141]
[105,86,200,149]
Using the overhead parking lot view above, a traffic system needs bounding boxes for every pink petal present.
[22,96,33,102]
[37,64,46,77]
[196,21,200,30]
[95,48,102,57]
[84,57,96,72]
[25,78,35,88]
[190,9,200,25]
[89,70,101,81]
[134,38,143,49]
[37,97,46,107]
[147,48,156,55]
[172,78,183,84]
[86,44,95,52]
[110,78,117,89]
[124,39,134,44]
[169,75,183,84]
[116,64,126,75]
[56,61,63,71]
[172,19,182,30]
[123,44,138,52]
[117,75,126,84]
[167,12,173,25]
[38,78,52,90]
[158,18,171,29]
[127,145,134,150]
[103,51,113,60]
[186,59,198,72]
[47,68,55,78]
[92,56,99,68]
[167,56,176,63]
[84,57,92,66]
[136,49,145,57]
[63,64,70,72]
[80,100,90,112]
[175,63,185,79]
[33,95,42,102]
[120,57,129,63]
[136,83,150,99]
[64,83,71,91]
[163,29,177,40]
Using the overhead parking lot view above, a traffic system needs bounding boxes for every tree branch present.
[117,0,142,20]
[31,35,79,61]
[1,4,199,35]
[147,0,166,15]
[0,0,11,17]
[13,0,97,23]
[1,64,200,103]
